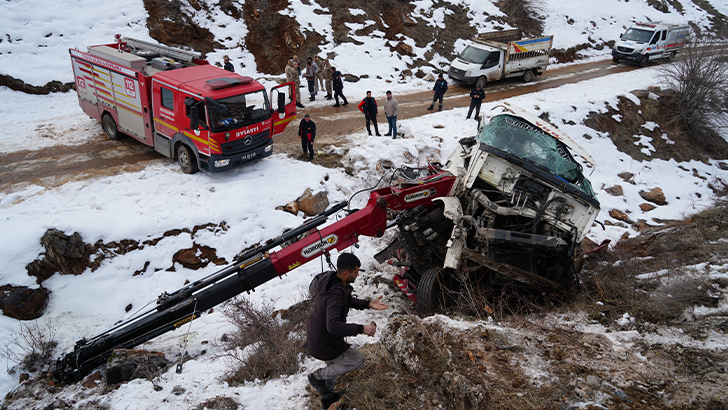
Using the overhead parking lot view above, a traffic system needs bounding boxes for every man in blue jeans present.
[383,90,399,138]
[306,253,388,409]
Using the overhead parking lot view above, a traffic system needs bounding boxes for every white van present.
[612,22,690,66]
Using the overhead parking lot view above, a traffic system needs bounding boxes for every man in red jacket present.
[306,253,388,408]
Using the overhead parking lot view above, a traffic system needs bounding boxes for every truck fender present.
[170,133,200,162]
[433,197,465,270]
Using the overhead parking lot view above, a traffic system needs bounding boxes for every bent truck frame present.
[70,36,297,174]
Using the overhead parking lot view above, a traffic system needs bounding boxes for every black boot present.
[297,102,305,108]
[427,105,434,110]
[437,106,442,111]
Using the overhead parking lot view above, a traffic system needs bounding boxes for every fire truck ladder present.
[121,37,201,62]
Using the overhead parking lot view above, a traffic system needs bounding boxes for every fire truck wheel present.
[416,267,458,316]
[102,114,119,140]
[177,144,199,174]
[523,69,534,83]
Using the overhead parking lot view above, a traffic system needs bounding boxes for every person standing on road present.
[331,67,348,107]
[427,72,448,111]
[298,113,316,161]
[358,91,381,136]
[307,253,389,410]
[304,60,317,101]
[321,58,333,100]
[314,56,325,96]
[286,59,304,109]
[466,84,485,120]
[383,90,399,138]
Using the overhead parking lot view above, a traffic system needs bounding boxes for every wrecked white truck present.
[377,103,601,313]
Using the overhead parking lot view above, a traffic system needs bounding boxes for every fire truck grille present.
[221,130,270,156]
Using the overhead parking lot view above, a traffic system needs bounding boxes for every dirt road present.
[0,59,637,193]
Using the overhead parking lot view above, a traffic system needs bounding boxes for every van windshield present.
[477,115,596,198]
[207,90,270,132]
[622,28,654,43]
[458,45,490,64]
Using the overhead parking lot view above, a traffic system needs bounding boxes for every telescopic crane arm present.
[52,170,457,384]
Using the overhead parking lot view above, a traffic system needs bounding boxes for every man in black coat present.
[357,91,381,136]
[467,84,485,120]
[307,253,388,409]
[298,113,316,161]
[331,67,348,107]
[427,72,448,111]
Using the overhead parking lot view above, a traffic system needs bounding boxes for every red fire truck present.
[70,36,297,173]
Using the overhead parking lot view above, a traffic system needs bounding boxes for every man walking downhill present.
[307,253,389,409]
[466,84,485,120]
[298,113,316,161]
[427,72,448,111]
[358,91,381,136]
[331,67,348,107]
[383,90,399,138]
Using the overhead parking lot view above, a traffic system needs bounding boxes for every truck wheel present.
[612,57,620,64]
[639,55,649,67]
[102,114,119,140]
[177,144,199,174]
[522,70,534,83]
[475,76,487,89]
[417,267,457,316]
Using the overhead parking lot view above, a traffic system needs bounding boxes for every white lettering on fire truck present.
[124,78,136,98]
[404,189,435,203]
[301,234,338,258]
[160,107,174,118]
[236,125,260,138]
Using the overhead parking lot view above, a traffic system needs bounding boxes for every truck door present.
[183,97,211,157]
[269,81,297,136]
[110,73,146,142]
[71,58,98,106]
[152,81,178,139]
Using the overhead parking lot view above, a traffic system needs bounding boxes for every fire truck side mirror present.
[277,92,286,114]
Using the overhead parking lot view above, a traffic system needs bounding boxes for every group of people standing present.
[286,55,349,109]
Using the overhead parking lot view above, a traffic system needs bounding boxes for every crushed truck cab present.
[70,36,297,174]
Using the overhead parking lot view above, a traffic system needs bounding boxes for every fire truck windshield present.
[208,90,270,132]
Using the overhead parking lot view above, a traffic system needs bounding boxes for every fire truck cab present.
[70,37,297,174]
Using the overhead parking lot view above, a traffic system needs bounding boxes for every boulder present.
[26,229,91,280]
[605,185,623,196]
[639,203,657,212]
[394,42,414,56]
[639,187,667,205]
[608,209,631,223]
[106,349,169,385]
[297,189,329,217]
[617,172,635,184]
[0,285,50,320]
[284,200,300,215]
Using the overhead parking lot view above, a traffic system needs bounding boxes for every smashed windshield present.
[208,90,270,132]
[477,115,596,198]
[458,45,491,64]
[622,28,654,43]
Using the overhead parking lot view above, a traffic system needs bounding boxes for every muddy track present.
[1,59,637,193]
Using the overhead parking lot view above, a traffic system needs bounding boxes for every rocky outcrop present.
[106,349,169,385]
[639,187,667,205]
[0,285,50,320]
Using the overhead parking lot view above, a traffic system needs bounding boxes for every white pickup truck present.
[612,22,690,67]
[448,30,553,88]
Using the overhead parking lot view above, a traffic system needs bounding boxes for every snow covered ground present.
[1,0,727,408]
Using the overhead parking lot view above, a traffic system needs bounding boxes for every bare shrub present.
[215,296,311,384]
[639,270,716,323]
[0,320,57,373]
[497,0,544,37]
[193,395,242,410]
[660,38,728,156]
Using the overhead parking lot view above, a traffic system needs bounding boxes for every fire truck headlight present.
[265,145,272,153]
[214,159,230,168]
[224,132,231,141]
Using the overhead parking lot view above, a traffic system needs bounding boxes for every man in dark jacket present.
[466,84,485,120]
[223,56,234,72]
[331,67,348,107]
[298,113,316,161]
[307,253,388,409]
[427,72,448,111]
[357,91,381,136]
